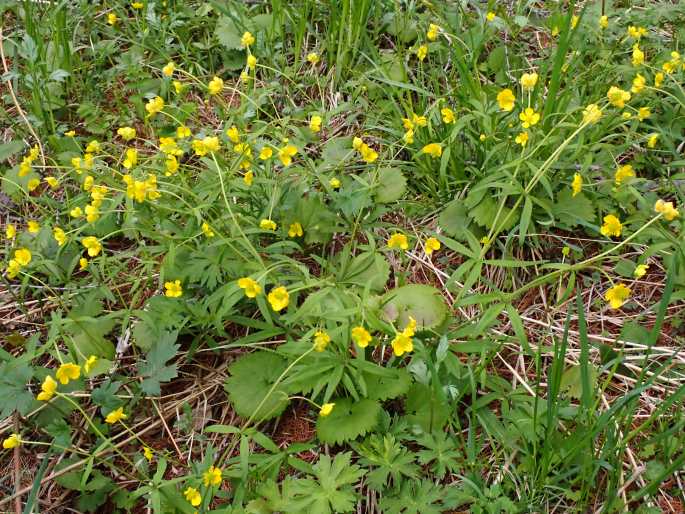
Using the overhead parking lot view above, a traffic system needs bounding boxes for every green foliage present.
[381,285,448,332]
[316,398,381,444]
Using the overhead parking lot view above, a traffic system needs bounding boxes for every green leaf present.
[339,251,389,292]
[404,383,449,433]
[137,331,179,396]
[354,434,418,491]
[0,140,26,162]
[380,284,448,332]
[0,361,34,418]
[364,368,412,401]
[225,352,290,421]
[560,365,598,400]
[316,398,381,444]
[438,199,473,239]
[216,17,243,50]
[553,190,595,227]
[374,167,406,203]
[466,194,518,231]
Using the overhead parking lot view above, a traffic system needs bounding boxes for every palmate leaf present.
[553,190,595,227]
[225,352,290,421]
[379,480,447,514]
[316,398,381,444]
[354,434,419,491]
[381,284,448,332]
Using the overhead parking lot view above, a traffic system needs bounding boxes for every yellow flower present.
[571,15,579,29]
[70,206,83,218]
[421,143,442,158]
[520,72,538,91]
[402,117,414,130]
[164,280,183,298]
[44,176,58,189]
[117,126,136,141]
[631,73,646,94]
[614,164,635,185]
[6,259,21,279]
[662,61,676,74]
[82,236,102,257]
[244,170,254,186]
[241,31,255,47]
[600,214,622,238]
[519,107,540,128]
[607,86,631,108]
[391,332,413,356]
[259,146,273,160]
[107,13,117,25]
[143,446,153,461]
[313,330,330,352]
[497,88,516,111]
[599,15,608,29]
[56,363,81,385]
[165,155,179,176]
[79,257,88,270]
[162,61,175,77]
[145,96,165,117]
[424,237,441,255]
[632,44,645,66]
[605,283,631,309]
[288,222,303,238]
[352,137,364,150]
[441,107,455,124]
[403,129,414,144]
[309,115,322,132]
[358,143,378,163]
[572,173,582,197]
[427,23,440,41]
[65,130,76,137]
[486,12,496,22]
[622,112,632,120]
[654,72,664,87]
[14,248,32,266]
[37,375,57,401]
[278,144,298,166]
[647,134,659,148]
[351,326,371,348]
[329,177,341,189]
[87,139,102,152]
[199,222,214,239]
[238,277,261,298]
[28,220,40,234]
[634,264,649,278]
[173,80,185,94]
[184,486,201,507]
[307,52,320,64]
[27,178,40,191]
[627,26,647,40]
[85,203,100,223]
[654,199,679,221]
[204,136,221,153]
[260,219,277,231]
[105,407,127,424]
[5,224,16,239]
[247,54,257,70]
[176,125,191,138]
[53,227,67,246]
[132,2,144,9]
[416,44,428,61]
[123,148,138,169]
[207,76,224,95]
[267,286,289,312]
[84,355,98,374]
[203,465,222,487]
[637,107,651,121]
[2,434,21,449]
[515,131,529,147]
[319,403,335,417]
[387,233,409,250]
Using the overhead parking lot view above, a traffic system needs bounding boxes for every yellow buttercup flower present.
[207,76,224,95]
[607,86,631,108]
[244,170,254,186]
[631,73,646,94]
[605,284,631,309]
[203,465,222,487]
[259,146,273,160]
[572,173,582,197]
[416,44,428,61]
[278,144,298,166]
[44,176,58,189]
[307,52,320,64]
[6,224,16,239]
[497,88,516,111]
[634,264,649,278]
[56,363,81,385]
[515,131,529,147]
[70,206,83,218]
[662,61,676,74]
[632,44,645,66]
[164,280,182,298]
[427,23,440,41]
[403,129,414,144]
[627,26,647,40]
[267,286,289,312]
[145,96,165,117]
[260,219,277,231]
[2,434,21,449]
[599,15,608,29]
[421,143,442,158]
[351,326,371,348]
[571,15,579,29]
[84,355,98,374]
[486,12,496,22]
[614,164,635,185]
[247,54,257,70]
[441,107,455,124]
[329,177,341,189]
[82,236,102,257]
[143,446,154,461]
[6,259,21,279]
[387,233,409,250]
[288,222,303,238]
[425,237,441,255]
[202,222,215,238]
[241,31,255,47]
[53,227,67,246]
[358,143,378,163]
[14,248,31,266]
[319,403,335,416]
[647,134,659,148]
[176,125,191,138]
[162,61,175,77]
[105,407,127,424]
[519,107,540,128]
[600,214,622,238]
[520,72,538,91]
[391,332,413,356]
[313,330,330,352]
[226,125,240,143]
[117,126,136,141]
[132,2,144,9]
[28,220,40,234]
[37,375,57,401]
[27,178,40,192]
[637,107,651,121]
[238,277,261,298]
[85,203,100,223]
[654,72,664,87]
[309,115,322,133]
[107,13,117,25]
[123,148,138,169]
[654,199,679,221]
[65,130,76,137]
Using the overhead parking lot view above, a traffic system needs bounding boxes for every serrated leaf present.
[438,199,472,238]
[381,284,448,332]
[374,167,406,203]
[316,398,381,444]
[216,16,243,50]
[364,368,412,401]
[467,194,518,231]
[138,331,179,396]
[225,352,290,421]
[553,190,595,227]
